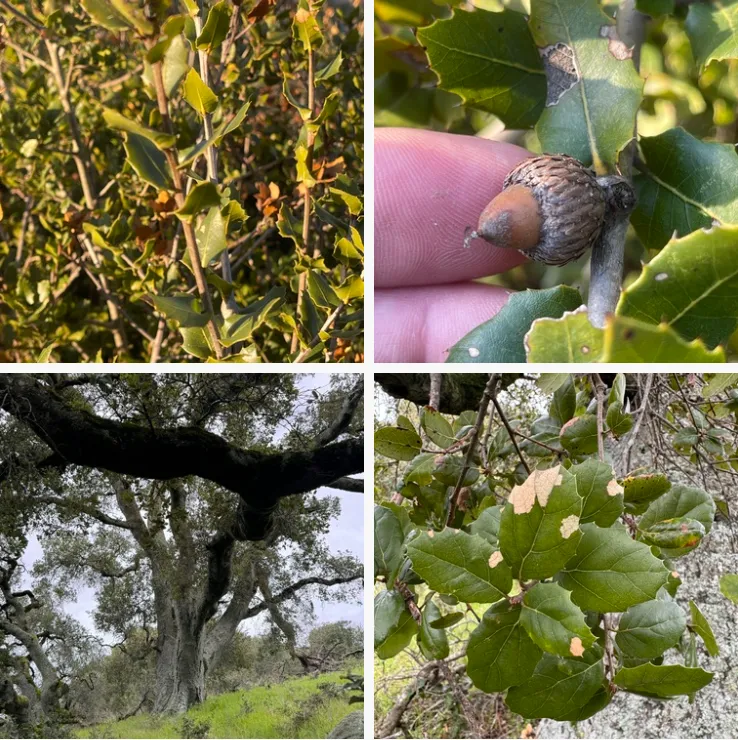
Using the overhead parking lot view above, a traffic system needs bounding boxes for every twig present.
[592,373,606,462]
[429,374,442,410]
[0,0,45,32]
[622,374,654,472]
[291,43,317,354]
[447,374,501,525]
[150,57,223,359]
[294,302,345,362]
[491,391,530,475]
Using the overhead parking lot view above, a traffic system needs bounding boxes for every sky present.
[18,372,364,644]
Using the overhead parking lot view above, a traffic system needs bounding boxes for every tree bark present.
[376,373,522,414]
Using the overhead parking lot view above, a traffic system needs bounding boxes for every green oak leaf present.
[617,224,738,349]
[123,133,170,189]
[525,306,604,363]
[639,517,705,554]
[621,473,671,515]
[195,0,231,53]
[550,374,576,425]
[375,590,418,659]
[529,0,643,173]
[686,0,738,71]
[420,407,456,449]
[499,465,583,580]
[417,8,546,128]
[702,373,738,397]
[176,181,221,220]
[613,663,713,697]
[150,295,209,328]
[81,0,131,30]
[182,68,219,115]
[689,601,719,657]
[505,646,605,720]
[521,582,596,657]
[418,600,450,660]
[560,414,599,456]
[447,286,582,363]
[466,601,542,693]
[602,316,725,363]
[103,108,176,150]
[570,459,624,527]
[557,685,612,723]
[558,523,669,612]
[374,505,404,580]
[196,207,227,266]
[719,574,738,604]
[606,401,633,437]
[615,601,687,659]
[407,528,512,603]
[630,130,738,250]
[468,506,502,547]
[639,485,716,557]
[219,289,285,348]
[375,426,422,461]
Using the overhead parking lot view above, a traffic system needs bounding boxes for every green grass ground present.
[77,667,363,739]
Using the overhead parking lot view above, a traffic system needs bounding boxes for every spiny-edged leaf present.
[374,505,404,580]
[505,646,605,720]
[529,0,643,173]
[182,68,219,115]
[613,663,713,697]
[560,414,598,456]
[151,294,210,328]
[123,133,171,189]
[220,288,285,347]
[146,16,187,63]
[686,0,738,70]
[417,8,546,128]
[195,0,231,52]
[407,528,512,603]
[143,33,190,98]
[617,225,738,349]
[602,316,725,363]
[468,506,502,547]
[418,600,449,660]
[639,485,716,551]
[375,590,418,659]
[81,0,131,30]
[615,601,687,659]
[702,373,738,397]
[196,206,226,266]
[630,130,738,250]
[293,0,323,52]
[558,523,669,612]
[180,326,216,359]
[689,601,719,657]
[606,401,633,437]
[176,181,221,220]
[570,459,624,527]
[550,374,576,424]
[277,202,304,248]
[108,0,154,33]
[639,517,705,553]
[466,601,542,693]
[525,306,604,363]
[420,407,456,449]
[307,270,341,309]
[621,473,671,514]
[447,286,582,363]
[521,582,596,657]
[375,426,422,461]
[499,465,583,580]
[315,51,343,82]
[719,574,738,604]
[103,109,176,150]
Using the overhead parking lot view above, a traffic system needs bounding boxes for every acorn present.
[465,154,636,266]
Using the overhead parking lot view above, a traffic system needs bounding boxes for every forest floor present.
[76,667,363,739]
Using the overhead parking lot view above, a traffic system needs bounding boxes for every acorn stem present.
[588,216,628,329]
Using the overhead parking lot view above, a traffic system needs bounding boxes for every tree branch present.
[329,476,363,493]
[315,377,363,446]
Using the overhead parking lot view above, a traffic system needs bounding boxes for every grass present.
[77,666,363,739]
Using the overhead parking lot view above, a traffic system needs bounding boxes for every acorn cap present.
[471,155,607,266]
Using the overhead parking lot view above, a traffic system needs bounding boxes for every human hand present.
[375,128,532,362]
